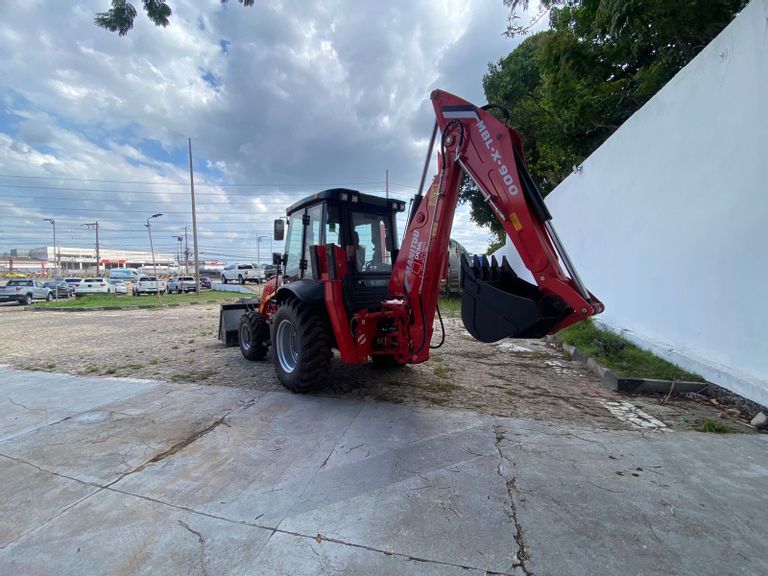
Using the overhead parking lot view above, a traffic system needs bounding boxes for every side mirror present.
[272,252,282,265]
[385,231,395,253]
[274,219,285,241]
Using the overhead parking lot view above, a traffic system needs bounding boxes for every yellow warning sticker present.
[510,212,523,232]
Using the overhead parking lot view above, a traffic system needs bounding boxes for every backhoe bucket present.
[460,255,569,342]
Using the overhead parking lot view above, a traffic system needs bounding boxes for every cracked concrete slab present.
[253,530,517,575]
[0,488,273,575]
[0,456,99,548]
[112,392,366,526]
[0,368,766,575]
[0,382,258,484]
[495,419,768,576]
[0,366,159,442]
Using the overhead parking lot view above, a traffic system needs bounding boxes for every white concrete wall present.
[498,0,768,405]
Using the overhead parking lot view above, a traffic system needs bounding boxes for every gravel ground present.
[0,301,751,432]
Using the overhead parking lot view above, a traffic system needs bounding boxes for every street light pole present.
[42,218,56,279]
[257,235,269,267]
[146,213,163,303]
[170,236,183,272]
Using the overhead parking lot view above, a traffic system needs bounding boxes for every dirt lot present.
[0,301,750,432]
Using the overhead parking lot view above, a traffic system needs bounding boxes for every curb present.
[547,335,709,395]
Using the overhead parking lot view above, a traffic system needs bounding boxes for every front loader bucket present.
[460,255,570,342]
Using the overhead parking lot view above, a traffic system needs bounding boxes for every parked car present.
[167,276,198,294]
[110,280,128,295]
[0,279,53,305]
[43,280,74,298]
[199,276,212,289]
[263,264,279,280]
[65,278,82,290]
[75,278,114,296]
[220,263,264,284]
[133,276,166,295]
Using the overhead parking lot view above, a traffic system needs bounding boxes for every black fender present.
[275,279,324,305]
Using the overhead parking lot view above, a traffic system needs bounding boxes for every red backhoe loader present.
[236,90,604,392]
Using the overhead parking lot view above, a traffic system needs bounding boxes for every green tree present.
[95,0,254,36]
[463,0,746,245]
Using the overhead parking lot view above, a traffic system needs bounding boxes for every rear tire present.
[272,299,332,392]
[20,294,32,306]
[239,311,270,361]
[238,275,245,285]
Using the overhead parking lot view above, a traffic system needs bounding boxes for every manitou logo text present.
[476,120,519,196]
[406,229,424,276]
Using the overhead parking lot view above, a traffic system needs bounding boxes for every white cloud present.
[0,0,531,259]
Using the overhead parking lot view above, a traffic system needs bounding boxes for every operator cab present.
[275,188,406,311]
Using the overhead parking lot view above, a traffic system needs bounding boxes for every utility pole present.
[146,214,163,302]
[385,169,389,199]
[42,218,56,278]
[188,138,201,293]
[82,222,100,276]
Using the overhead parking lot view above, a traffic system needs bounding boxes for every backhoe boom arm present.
[390,90,603,362]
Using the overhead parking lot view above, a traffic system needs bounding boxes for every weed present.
[438,296,462,318]
[118,363,144,371]
[434,364,452,380]
[104,367,117,375]
[559,319,703,381]
[44,362,56,370]
[170,368,216,382]
[694,418,733,433]
[149,359,159,365]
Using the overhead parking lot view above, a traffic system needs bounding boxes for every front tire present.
[238,275,245,285]
[239,311,270,361]
[46,293,53,302]
[222,276,228,284]
[272,299,332,393]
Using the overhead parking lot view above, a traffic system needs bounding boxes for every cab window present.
[284,213,304,279]
[351,211,395,273]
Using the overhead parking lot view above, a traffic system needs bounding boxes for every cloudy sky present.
[0,0,534,263]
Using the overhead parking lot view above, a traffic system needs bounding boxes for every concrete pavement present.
[0,365,765,575]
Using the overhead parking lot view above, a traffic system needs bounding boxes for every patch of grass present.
[117,363,144,371]
[559,319,703,381]
[438,296,462,318]
[149,359,159,365]
[433,364,452,380]
[170,368,217,382]
[44,362,56,370]
[694,418,733,433]
[35,290,241,310]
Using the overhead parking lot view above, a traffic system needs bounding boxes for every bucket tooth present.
[490,255,499,280]
[460,254,571,342]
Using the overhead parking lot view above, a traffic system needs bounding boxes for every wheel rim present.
[240,322,252,352]
[275,318,298,374]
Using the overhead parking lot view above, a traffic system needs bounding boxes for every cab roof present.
[286,188,406,216]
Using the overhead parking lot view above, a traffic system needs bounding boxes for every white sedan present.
[110,280,128,295]
[75,278,114,295]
